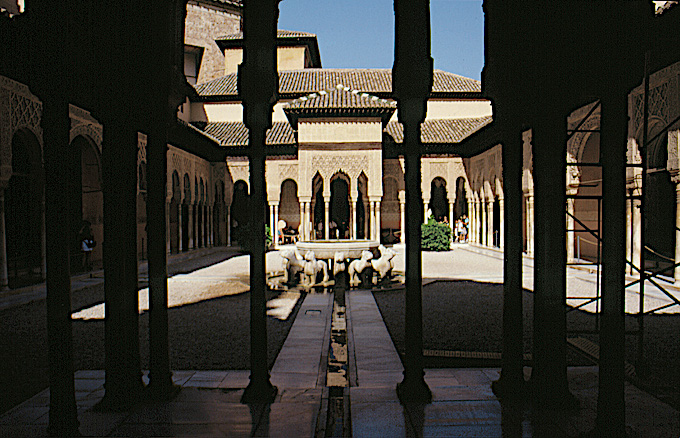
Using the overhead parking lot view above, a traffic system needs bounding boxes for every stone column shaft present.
[363,201,369,238]
[146,93,173,397]
[352,198,358,240]
[376,201,381,242]
[300,202,305,240]
[531,108,572,407]
[43,94,79,436]
[493,129,525,399]
[166,201,171,254]
[273,204,279,246]
[675,183,680,283]
[0,190,8,290]
[400,201,406,244]
[40,198,47,279]
[226,205,231,247]
[449,201,455,237]
[481,200,487,246]
[324,198,330,240]
[596,89,628,435]
[499,197,505,248]
[526,194,535,254]
[369,201,376,240]
[269,203,275,244]
[567,197,575,262]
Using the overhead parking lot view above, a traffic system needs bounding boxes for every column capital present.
[671,170,680,185]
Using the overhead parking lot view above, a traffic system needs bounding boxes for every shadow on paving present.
[0,288,304,415]
[373,279,680,409]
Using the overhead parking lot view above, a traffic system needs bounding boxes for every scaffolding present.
[564,52,680,381]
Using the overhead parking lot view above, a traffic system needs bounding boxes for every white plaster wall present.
[278,46,306,71]
[224,48,243,75]
[194,102,289,123]
[204,103,244,122]
[389,99,493,123]
[298,120,383,143]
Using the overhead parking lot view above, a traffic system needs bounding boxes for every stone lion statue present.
[348,250,373,286]
[303,251,329,287]
[371,244,396,281]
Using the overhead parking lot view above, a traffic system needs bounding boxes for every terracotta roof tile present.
[194,69,481,98]
[217,29,317,40]
[385,117,493,144]
[200,116,492,148]
[284,86,396,110]
[201,121,296,147]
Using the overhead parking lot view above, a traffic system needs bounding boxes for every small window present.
[184,45,203,85]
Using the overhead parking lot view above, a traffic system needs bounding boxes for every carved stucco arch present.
[483,179,494,201]
[567,113,601,188]
[69,123,102,153]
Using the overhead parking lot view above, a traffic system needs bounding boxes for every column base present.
[241,379,278,404]
[147,375,181,401]
[491,375,527,402]
[396,375,432,404]
[528,380,579,410]
[48,420,81,437]
[95,379,146,412]
[581,424,629,438]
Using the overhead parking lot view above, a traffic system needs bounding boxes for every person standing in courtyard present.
[79,221,95,271]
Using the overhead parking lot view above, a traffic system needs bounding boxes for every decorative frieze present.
[279,163,298,181]
[429,162,448,180]
[311,153,369,180]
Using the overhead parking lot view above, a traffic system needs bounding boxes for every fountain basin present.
[296,240,379,259]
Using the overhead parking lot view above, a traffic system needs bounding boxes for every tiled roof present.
[201,121,296,147]
[194,69,481,98]
[199,116,492,148]
[217,29,317,41]
[284,86,396,110]
[196,0,242,9]
[385,117,493,144]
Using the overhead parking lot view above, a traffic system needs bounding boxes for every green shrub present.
[421,216,451,251]
[234,223,272,252]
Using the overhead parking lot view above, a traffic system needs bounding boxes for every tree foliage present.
[421,216,451,251]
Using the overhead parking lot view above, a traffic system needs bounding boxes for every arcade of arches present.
[4,55,680,290]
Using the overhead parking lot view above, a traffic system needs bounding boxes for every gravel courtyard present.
[0,250,300,414]
[2,244,679,414]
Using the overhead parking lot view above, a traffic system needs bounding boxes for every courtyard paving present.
[0,244,679,436]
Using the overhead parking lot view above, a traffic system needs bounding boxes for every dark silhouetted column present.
[393,0,433,404]
[101,118,144,408]
[35,5,80,433]
[530,108,576,408]
[493,123,525,399]
[240,0,279,404]
[145,1,178,400]
[43,94,80,437]
[595,90,628,436]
